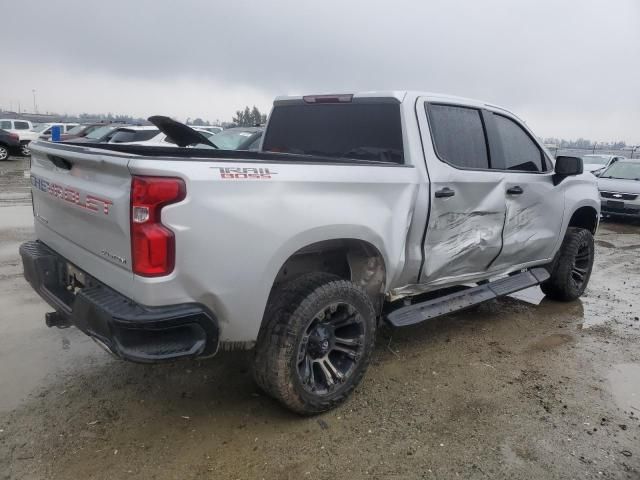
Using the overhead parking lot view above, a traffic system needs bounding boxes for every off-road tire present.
[541,227,594,301]
[253,272,377,415]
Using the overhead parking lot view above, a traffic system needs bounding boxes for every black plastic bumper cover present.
[20,240,219,363]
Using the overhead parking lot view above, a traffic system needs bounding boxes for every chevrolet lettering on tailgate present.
[31,174,113,215]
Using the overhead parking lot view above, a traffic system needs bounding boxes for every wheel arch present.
[266,238,388,315]
[567,205,598,234]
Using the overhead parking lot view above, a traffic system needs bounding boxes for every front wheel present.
[541,227,595,301]
[253,273,377,415]
[0,145,9,161]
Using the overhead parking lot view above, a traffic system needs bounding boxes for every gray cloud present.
[3,0,639,142]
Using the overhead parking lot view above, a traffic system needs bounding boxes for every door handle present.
[435,187,455,198]
[506,186,524,195]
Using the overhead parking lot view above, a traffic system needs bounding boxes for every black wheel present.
[20,143,31,156]
[0,145,9,161]
[541,227,594,301]
[253,272,377,415]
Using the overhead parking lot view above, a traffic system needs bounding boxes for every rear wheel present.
[20,142,31,156]
[541,227,594,301]
[253,273,377,415]
[0,145,9,161]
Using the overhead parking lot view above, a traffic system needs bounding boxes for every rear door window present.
[263,103,404,164]
[492,114,545,172]
[14,121,30,130]
[0,121,11,129]
[426,104,489,169]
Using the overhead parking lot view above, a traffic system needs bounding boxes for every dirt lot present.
[0,156,638,479]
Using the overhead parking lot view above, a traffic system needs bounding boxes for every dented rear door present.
[418,99,507,284]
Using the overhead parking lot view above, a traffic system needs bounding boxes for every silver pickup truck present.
[20,91,600,414]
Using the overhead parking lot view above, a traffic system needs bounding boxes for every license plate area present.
[607,200,624,209]
[65,263,86,293]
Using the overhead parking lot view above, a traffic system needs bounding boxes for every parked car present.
[0,119,36,155]
[597,159,640,219]
[189,125,223,135]
[0,129,23,160]
[33,123,80,141]
[21,91,599,414]
[101,125,214,146]
[65,124,130,144]
[581,154,626,174]
[104,126,160,144]
[207,126,263,150]
[60,123,109,141]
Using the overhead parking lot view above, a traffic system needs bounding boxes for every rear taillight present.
[9,133,19,141]
[130,176,186,277]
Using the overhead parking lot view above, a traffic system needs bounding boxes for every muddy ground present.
[0,156,638,479]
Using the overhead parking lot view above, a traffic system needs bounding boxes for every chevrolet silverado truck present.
[20,91,600,414]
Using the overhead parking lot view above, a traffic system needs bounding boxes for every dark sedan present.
[0,129,23,160]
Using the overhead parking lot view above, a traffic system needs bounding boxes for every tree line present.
[542,137,629,149]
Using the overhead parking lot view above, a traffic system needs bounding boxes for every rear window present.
[262,103,404,163]
[110,129,159,143]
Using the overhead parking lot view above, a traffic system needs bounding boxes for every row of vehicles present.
[0,118,264,157]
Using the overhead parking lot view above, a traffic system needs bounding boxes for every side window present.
[493,114,544,172]
[0,121,11,129]
[14,121,30,130]
[427,104,489,169]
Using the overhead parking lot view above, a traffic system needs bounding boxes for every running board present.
[386,268,550,328]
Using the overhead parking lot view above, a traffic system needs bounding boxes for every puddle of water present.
[527,333,573,351]
[0,277,112,412]
[608,363,640,412]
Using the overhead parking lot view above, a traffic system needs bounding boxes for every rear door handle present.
[506,186,524,195]
[434,187,455,198]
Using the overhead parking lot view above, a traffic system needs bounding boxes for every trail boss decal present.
[31,174,113,215]
[216,167,277,179]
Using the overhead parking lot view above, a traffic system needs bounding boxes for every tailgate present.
[29,142,133,271]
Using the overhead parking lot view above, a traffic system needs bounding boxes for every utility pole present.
[32,89,37,114]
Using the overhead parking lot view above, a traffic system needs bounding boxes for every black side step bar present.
[386,268,550,328]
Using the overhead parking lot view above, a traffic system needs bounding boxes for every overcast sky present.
[3,0,639,143]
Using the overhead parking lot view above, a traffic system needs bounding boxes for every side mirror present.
[553,156,583,185]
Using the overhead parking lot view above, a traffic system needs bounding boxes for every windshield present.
[210,130,258,150]
[85,126,115,140]
[262,103,404,163]
[600,162,640,180]
[65,125,85,135]
[582,155,610,166]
